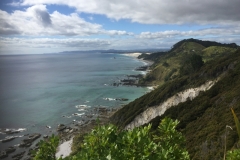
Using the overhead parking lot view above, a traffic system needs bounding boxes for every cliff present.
[111,39,240,159]
[125,79,217,130]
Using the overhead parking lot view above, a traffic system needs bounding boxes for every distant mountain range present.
[55,48,169,54]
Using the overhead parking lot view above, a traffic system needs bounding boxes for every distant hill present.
[111,39,240,159]
[54,49,169,54]
[138,39,237,86]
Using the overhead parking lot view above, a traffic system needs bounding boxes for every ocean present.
[0,52,148,151]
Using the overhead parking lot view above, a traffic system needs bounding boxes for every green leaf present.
[231,108,240,140]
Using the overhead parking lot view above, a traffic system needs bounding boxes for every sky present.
[0,0,240,55]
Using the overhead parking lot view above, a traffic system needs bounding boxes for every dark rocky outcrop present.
[57,124,67,131]
[12,151,25,160]
[120,79,136,85]
[5,146,16,154]
[20,133,41,148]
[0,151,8,159]
[135,65,149,71]
[1,136,16,143]
[116,98,129,101]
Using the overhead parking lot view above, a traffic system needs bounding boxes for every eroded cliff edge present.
[125,79,218,129]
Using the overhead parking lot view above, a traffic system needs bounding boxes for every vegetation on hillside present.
[33,135,59,160]
[111,39,240,159]
[138,39,237,86]
[169,38,238,52]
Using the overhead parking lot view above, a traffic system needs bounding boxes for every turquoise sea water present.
[0,52,148,151]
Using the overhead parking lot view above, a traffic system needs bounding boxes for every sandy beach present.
[123,52,152,58]
[122,52,142,58]
[122,52,154,66]
[55,137,73,158]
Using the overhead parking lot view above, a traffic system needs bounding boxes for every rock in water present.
[12,151,25,160]
[0,151,8,159]
[5,146,16,154]
[23,133,41,143]
[57,124,67,131]
[20,133,41,148]
[1,136,16,143]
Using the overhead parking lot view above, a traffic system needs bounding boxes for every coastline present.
[0,54,153,160]
[54,53,154,158]
[55,107,119,158]
[122,52,154,66]
[0,53,154,160]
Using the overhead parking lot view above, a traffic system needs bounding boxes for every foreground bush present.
[33,134,59,160]
[35,117,190,160]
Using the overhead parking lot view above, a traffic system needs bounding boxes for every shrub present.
[34,118,190,160]
[33,134,59,160]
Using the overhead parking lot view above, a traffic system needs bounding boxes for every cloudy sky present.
[0,0,240,55]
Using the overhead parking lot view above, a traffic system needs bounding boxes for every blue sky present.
[0,0,240,55]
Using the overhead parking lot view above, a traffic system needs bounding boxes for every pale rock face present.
[125,80,217,130]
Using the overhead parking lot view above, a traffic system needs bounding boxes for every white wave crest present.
[0,128,27,134]
[75,105,91,109]
[103,98,116,101]
[72,113,85,116]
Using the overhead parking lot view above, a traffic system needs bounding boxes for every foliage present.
[153,118,190,159]
[149,50,240,159]
[179,54,204,75]
[138,52,167,62]
[226,108,240,160]
[231,108,240,139]
[138,39,238,86]
[35,118,189,160]
[164,68,177,82]
[66,117,189,160]
[33,134,59,160]
[227,149,240,160]
[202,46,237,62]
[170,38,238,53]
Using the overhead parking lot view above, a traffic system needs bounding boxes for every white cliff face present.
[125,80,217,130]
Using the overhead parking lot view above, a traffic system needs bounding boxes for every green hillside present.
[138,39,237,87]
[111,39,240,159]
[202,46,237,62]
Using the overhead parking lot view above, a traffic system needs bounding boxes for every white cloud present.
[106,30,134,36]
[0,5,133,37]
[19,0,240,25]
[138,26,240,39]
[0,37,112,54]
[1,33,239,55]
[0,37,111,48]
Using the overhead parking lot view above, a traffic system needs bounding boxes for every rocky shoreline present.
[0,106,118,160]
[111,63,152,87]
[55,106,119,158]
[0,132,42,160]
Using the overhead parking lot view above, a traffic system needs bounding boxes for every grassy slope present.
[111,39,240,159]
[202,46,237,62]
[138,42,199,86]
[149,49,240,159]
[139,41,236,86]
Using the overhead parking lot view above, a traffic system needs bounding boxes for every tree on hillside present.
[180,54,204,75]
